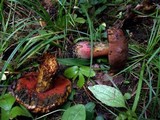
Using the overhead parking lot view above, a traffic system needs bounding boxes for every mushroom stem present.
[74,41,109,59]
[36,53,58,93]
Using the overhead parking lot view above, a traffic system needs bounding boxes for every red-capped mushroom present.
[74,41,109,59]
[107,27,128,73]
[74,27,128,73]
[10,53,71,113]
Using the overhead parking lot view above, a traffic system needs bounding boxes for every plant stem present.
[81,5,94,79]
[132,60,145,112]
[35,109,65,120]
[152,55,160,114]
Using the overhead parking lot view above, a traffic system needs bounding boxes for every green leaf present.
[75,17,86,24]
[88,85,126,108]
[124,93,131,100]
[0,73,6,80]
[116,113,127,120]
[1,109,10,120]
[0,93,16,111]
[38,30,48,35]
[116,110,137,120]
[19,105,33,118]
[64,66,79,79]
[85,102,95,120]
[68,89,76,101]
[96,115,104,120]
[79,66,95,77]
[9,106,32,119]
[85,102,95,112]
[61,104,86,120]
[58,58,90,66]
[77,73,85,88]
[73,14,77,19]
[62,102,72,110]
[94,6,107,17]
[114,0,123,4]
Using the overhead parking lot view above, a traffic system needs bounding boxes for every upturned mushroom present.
[74,27,128,73]
[10,53,71,113]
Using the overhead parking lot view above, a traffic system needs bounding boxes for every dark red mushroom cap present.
[10,73,71,113]
[74,41,109,59]
[10,54,71,113]
[107,27,128,73]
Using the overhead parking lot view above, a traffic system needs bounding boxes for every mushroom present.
[10,53,71,113]
[107,27,128,73]
[74,41,109,59]
[74,27,128,73]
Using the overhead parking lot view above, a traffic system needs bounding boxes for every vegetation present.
[0,0,160,119]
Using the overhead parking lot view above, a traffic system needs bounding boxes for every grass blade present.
[132,61,145,112]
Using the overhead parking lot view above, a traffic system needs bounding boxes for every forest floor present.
[0,0,160,120]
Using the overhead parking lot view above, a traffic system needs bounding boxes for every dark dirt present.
[123,17,153,43]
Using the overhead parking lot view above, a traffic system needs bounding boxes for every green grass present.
[126,9,160,119]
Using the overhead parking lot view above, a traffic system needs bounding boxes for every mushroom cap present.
[10,72,71,113]
[74,41,109,59]
[107,27,128,73]
[74,41,91,59]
